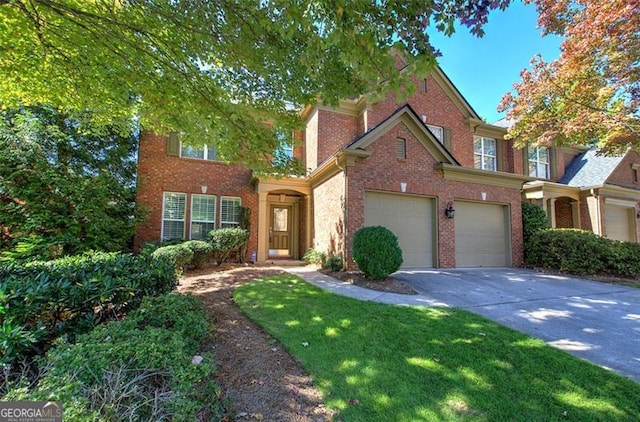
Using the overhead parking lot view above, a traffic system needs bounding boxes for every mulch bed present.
[178,264,336,422]
[320,269,418,295]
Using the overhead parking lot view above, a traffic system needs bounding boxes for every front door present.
[269,205,292,257]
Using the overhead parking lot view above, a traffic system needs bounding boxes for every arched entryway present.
[254,178,311,262]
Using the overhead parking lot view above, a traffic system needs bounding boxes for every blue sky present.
[428,0,563,124]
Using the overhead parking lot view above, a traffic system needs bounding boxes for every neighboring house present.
[521,148,640,242]
[135,55,640,268]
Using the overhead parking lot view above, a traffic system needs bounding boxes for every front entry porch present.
[254,177,311,262]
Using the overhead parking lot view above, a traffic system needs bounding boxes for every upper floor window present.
[427,124,444,143]
[528,146,550,179]
[473,136,496,171]
[181,143,219,161]
[220,197,242,228]
[273,131,294,167]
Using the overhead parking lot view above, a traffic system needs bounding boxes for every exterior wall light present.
[444,201,455,219]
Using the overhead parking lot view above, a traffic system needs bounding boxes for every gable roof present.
[559,149,625,187]
[344,104,460,165]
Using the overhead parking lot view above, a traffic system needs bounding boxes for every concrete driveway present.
[394,268,640,383]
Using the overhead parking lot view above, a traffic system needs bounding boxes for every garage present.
[604,205,635,242]
[454,201,510,267]
[364,191,435,267]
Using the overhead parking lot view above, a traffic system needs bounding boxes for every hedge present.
[0,251,177,366]
[526,229,640,278]
[3,294,227,421]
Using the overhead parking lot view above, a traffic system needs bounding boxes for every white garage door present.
[364,192,435,268]
[604,205,635,242]
[455,201,510,267]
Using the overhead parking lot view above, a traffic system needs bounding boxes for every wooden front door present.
[269,205,292,257]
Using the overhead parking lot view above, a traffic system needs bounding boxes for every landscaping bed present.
[178,264,335,421]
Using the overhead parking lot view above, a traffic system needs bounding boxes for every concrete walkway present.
[286,266,640,384]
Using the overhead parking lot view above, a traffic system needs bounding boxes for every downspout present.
[335,155,347,268]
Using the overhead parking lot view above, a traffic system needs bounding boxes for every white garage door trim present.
[364,191,436,268]
[454,201,511,267]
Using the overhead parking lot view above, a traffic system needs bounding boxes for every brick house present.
[135,58,640,268]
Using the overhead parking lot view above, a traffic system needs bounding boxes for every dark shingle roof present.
[559,149,624,187]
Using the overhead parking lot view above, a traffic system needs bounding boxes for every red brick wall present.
[312,172,346,257]
[606,151,640,189]
[554,198,574,228]
[316,109,359,166]
[365,74,477,167]
[134,131,258,256]
[342,121,524,269]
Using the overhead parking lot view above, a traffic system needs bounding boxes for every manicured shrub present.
[151,243,194,271]
[352,226,403,279]
[0,252,177,367]
[182,240,213,269]
[209,228,249,264]
[526,229,640,278]
[4,294,228,421]
[138,238,184,257]
[603,240,640,279]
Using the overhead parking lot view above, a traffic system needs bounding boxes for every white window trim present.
[528,146,550,179]
[189,194,216,240]
[161,192,186,241]
[427,124,444,143]
[220,196,242,228]
[474,136,497,171]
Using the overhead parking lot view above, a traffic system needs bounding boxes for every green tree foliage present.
[0,0,511,170]
[521,202,550,243]
[500,0,639,153]
[0,106,140,259]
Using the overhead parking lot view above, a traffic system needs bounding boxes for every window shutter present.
[167,132,180,156]
[443,128,452,151]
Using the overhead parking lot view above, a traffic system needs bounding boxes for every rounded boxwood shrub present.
[151,244,194,271]
[352,226,403,280]
[209,228,249,264]
[182,240,213,269]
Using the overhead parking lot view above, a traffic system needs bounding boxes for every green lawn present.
[234,275,640,422]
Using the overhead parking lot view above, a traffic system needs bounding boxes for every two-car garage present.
[364,191,511,268]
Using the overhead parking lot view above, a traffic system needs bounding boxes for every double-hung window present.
[162,192,186,240]
[273,131,294,167]
[190,194,216,240]
[220,197,242,228]
[528,146,550,179]
[181,143,219,161]
[427,124,444,143]
[473,136,497,171]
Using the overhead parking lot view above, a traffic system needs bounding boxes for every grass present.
[234,275,640,422]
